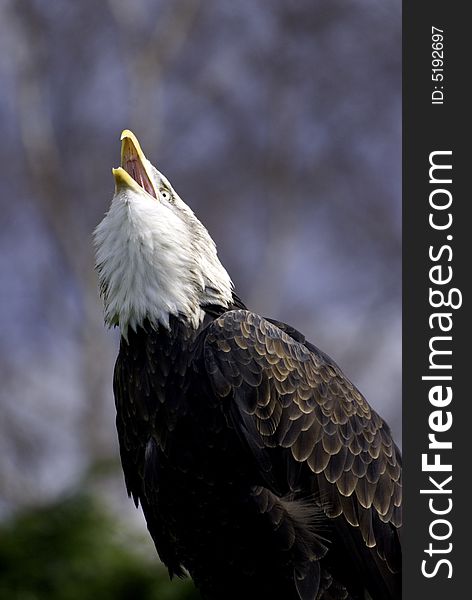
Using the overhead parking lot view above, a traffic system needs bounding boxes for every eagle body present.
[114,307,322,599]
[95,131,402,600]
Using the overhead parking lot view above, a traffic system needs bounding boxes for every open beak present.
[112,130,158,199]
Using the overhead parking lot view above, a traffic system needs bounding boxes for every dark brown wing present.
[204,309,402,599]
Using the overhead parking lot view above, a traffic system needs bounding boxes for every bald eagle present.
[94,131,401,600]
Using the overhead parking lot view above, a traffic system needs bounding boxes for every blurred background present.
[0,0,400,598]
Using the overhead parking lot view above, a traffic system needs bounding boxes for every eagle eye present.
[160,189,172,202]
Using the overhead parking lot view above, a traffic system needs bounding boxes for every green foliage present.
[0,495,201,600]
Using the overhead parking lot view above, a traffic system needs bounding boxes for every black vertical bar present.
[403,2,469,598]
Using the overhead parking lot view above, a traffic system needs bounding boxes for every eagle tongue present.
[122,139,157,199]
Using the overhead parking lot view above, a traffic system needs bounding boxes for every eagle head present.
[94,130,233,336]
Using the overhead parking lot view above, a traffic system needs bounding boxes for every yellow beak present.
[112,130,158,198]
